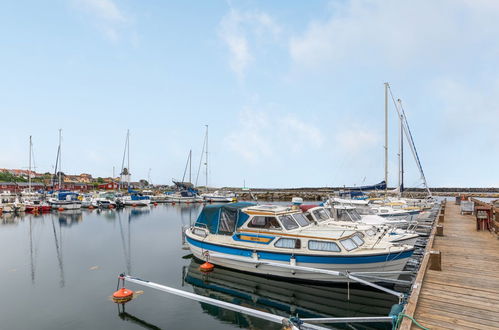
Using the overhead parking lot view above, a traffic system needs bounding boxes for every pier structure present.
[400,199,499,329]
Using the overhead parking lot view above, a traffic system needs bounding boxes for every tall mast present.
[28,136,32,192]
[398,99,404,196]
[58,129,62,190]
[384,82,389,195]
[127,130,130,187]
[205,125,208,191]
[189,149,192,183]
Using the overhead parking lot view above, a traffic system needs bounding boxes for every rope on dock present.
[394,313,429,330]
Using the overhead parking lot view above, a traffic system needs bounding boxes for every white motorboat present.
[165,191,204,203]
[122,190,151,206]
[185,203,415,282]
[201,190,237,203]
[300,205,419,246]
[49,191,82,210]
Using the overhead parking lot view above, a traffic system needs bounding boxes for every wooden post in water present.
[429,250,442,271]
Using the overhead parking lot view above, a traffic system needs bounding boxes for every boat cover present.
[344,180,386,191]
[195,202,256,234]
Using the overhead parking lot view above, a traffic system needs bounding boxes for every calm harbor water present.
[0,205,396,330]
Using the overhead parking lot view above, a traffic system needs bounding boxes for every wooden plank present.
[401,202,499,329]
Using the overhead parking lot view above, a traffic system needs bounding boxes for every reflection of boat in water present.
[58,210,83,227]
[184,259,396,329]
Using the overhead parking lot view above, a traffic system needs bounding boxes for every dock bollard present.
[438,213,444,223]
[436,225,444,236]
[429,250,442,271]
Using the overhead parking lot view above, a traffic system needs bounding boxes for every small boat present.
[185,203,415,282]
[91,192,117,209]
[122,189,151,207]
[300,205,419,246]
[49,191,82,210]
[23,200,51,213]
[202,190,237,203]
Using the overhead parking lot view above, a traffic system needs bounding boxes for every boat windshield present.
[337,209,360,222]
[312,208,331,222]
[279,215,300,230]
[292,213,311,227]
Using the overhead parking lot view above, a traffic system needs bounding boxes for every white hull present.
[188,242,410,282]
[51,201,82,210]
[123,199,151,206]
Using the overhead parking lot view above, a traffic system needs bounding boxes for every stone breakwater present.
[229,188,499,202]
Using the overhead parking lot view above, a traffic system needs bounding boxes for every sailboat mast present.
[398,99,404,196]
[189,149,192,183]
[58,129,62,190]
[127,130,130,187]
[28,136,32,192]
[384,82,389,195]
[205,125,208,191]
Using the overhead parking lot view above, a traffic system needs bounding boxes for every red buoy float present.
[112,287,134,303]
[153,202,158,206]
[132,203,137,207]
[200,261,214,272]
[58,207,64,212]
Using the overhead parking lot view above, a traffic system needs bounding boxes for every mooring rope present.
[394,313,429,330]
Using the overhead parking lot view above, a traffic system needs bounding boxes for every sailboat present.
[48,130,82,210]
[23,136,50,213]
[118,130,151,207]
[195,125,237,203]
[167,150,203,203]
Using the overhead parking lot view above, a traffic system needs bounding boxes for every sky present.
[0,0,498,188]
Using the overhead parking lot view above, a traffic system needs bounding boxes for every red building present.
[98,182,119,190]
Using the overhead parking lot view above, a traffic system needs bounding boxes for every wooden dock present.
[400,200,499,329]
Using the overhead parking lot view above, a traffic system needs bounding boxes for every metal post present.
[384,82,389,195]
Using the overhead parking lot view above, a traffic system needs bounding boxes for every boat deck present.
[401,202,499,329]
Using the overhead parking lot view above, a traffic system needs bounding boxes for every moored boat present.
[185,203,415,282]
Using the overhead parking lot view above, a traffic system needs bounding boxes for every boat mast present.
[398,99,404,196]
[58,129,62,190]
[28,136,32,192]
[189,149,192,184]
[127,130,130,188]
[384,82,389,195]
[205,125,208,192]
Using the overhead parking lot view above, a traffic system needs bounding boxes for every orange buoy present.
[112,287,134,303]
[153,202,158,206]
[172,202,176,205]
[109,204,115,209]
[89,205,94,209]
[132,203,137,207]
[200,261,214,272]
[58,207,64,212]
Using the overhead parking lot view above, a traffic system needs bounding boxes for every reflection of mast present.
[117,212,131,274]
[117,304,161,330]
[51,216,65,287]
[29,217,35,284]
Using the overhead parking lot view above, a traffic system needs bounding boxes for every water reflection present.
[51,215,65,287]
[117,304,162,330]
[58,210,83,227]
[184,259,396,329]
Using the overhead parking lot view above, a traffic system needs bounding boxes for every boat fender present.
[389,303,404,326]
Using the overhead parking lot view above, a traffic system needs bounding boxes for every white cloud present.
[73,0,129,41]
[289,0,499,71]
[335,125,380,155]
[226,106,324,162]
[219,9,281,79]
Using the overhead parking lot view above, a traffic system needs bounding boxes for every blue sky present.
[0,0,498,188]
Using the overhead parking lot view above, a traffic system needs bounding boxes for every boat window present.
[279,215,300,230]
[366,229,376,236]
[308,240,341,252]
[337,209,354,222]
[218,209,237,234]
[275,238,301,249]
[247,216,282,230]
[305,213,315,222]
[292,213,311,227]
[349,209,362,221]
[381,209,389,214]
[326,208,335,218]
[340,238,357,251]
[312,209,330,222]
[351,234,364,246]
